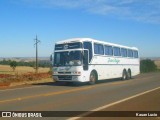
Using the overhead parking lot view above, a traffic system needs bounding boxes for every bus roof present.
[55,38,138,50]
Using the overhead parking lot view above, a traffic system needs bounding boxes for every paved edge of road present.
[68,86,160,120]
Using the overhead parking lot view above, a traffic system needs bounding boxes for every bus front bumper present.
[53,75,85,82]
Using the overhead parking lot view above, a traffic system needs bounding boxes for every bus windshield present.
[54,50,82,66]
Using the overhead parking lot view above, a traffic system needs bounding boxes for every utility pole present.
[34,35,40,73]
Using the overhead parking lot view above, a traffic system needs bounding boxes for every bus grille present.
[58,75,72,80]
[58,72,71,74]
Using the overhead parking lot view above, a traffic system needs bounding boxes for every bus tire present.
[122,70,128,80]
[128,69,132,79]
[89,71,97,85]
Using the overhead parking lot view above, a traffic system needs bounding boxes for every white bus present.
[52,38,139,84]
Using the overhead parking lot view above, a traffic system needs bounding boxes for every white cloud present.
[20,0,160,24]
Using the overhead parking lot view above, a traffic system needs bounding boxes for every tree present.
[10,61,17,72]
[140,59,157,73]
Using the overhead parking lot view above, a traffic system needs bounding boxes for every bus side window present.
[83,42,92,62]
[133,50,139,58]
[121,48,127,57]
[128,49,133,57]
[105,45,113,56]
[94,43,104,55]
[113,47,121,56]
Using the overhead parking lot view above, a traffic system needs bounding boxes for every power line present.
[34,35,40,73]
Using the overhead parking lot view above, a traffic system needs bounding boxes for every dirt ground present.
[0,65,50,75]
[0,65,52,87]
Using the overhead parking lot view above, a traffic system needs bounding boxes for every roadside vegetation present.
[0,59,51,68]
[140,59,158,73]
[0,64,52,86]
[0,59,52,86]
[10,61,17,71]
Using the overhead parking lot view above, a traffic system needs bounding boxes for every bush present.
[0,59,51,68]
[10,61,17,71]
[140,59,157,73]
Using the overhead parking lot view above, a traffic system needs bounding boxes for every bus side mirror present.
[50,54,53,62]
[83,50,88,70]
[50,55,52,61]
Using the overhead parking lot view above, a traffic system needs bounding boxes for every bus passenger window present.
[94,43,104,55]
[114,47,121,56]
[105,45,113,56]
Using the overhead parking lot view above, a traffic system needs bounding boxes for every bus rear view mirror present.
[50,55,52,61]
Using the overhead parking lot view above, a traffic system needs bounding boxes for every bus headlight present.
[72,71,81,75]
[53,71,58,74]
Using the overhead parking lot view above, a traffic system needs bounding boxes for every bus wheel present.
[122,70,128,80]
[89,72,96,85]
[128,69,132,79]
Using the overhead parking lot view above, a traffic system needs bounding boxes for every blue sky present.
[0,0,160,57]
